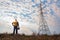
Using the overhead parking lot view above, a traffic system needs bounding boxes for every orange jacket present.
[12,21,19,27]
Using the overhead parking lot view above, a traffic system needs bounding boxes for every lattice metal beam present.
[38,0,51,35]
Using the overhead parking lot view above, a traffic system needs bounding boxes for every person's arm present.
[17,22,19,26]
[12,22,13,26]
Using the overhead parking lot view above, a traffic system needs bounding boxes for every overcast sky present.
[0,0,60,35]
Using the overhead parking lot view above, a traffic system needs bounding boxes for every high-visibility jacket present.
[12,21,19,27]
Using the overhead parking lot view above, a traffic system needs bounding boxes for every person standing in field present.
[12,19,19,34]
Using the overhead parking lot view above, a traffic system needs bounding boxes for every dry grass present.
[0,34,60,40]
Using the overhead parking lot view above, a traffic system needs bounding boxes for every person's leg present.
[16,27,18,34]
[13,27,15,34]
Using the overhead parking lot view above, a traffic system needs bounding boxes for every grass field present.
[0,34,60,40]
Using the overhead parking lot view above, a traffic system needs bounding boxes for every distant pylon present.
[38,0,51,35]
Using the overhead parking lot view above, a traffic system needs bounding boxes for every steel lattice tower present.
[38,0,51,35]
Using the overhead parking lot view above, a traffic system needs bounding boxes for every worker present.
[12,19,19,34]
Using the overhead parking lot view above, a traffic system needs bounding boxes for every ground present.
[0,34,60,40]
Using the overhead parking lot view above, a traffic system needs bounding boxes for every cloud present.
[0,0,60,35]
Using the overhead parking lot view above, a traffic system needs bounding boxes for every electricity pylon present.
[38,0,51,35]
